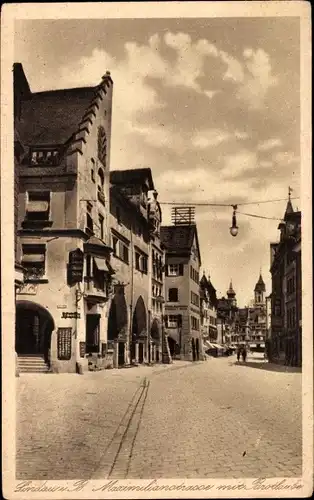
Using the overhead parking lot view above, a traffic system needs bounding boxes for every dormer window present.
[30,149,59,166]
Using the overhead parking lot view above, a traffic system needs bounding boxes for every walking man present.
[242,346,247,362]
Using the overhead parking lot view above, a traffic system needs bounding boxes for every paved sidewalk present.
[16,356,302,480]
[16,360,194,479]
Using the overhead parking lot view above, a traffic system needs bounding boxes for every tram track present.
[91,377,150,479]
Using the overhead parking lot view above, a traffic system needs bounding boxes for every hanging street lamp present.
[230,205,238,237]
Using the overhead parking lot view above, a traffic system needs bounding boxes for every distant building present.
[222,274,267,350]
[269,196,302,366]
[161,207,203,361]
[200,273,218,343]
[216,281,238,344]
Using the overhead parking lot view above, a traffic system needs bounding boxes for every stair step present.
[17,355,50,373]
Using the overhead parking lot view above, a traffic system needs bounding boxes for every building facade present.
[15,63,115,373]
[108,168,166,367]
[216,282,238,344]
[161,213,203,362]
[269,198,302,366]
[200,273,218,343]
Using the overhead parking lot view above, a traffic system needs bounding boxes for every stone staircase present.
[17,355,50,374]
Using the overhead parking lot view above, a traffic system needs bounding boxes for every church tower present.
[227,280,237,307]
[254,272,266,306]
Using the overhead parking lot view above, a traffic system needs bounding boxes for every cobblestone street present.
[16,353,302,480]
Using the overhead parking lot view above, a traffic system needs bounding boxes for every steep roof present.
[254,273,266,292]
[110,168,154,190]
[160,224,201,265]
[161,224,194,252]
[227,280,236,297]
[19,86,98,146]
[285,199,294,217]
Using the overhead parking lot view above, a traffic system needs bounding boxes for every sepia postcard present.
[1,1,313,498]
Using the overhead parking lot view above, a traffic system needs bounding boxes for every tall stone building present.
[13,64,26,291]
[108,168,166,366]
[161,207,203,361]
[199,272,218,343]
[15,63,115,373]
[269,196,302,366]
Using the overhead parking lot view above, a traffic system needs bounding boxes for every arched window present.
[97,168,105,193]
[97,126,107,166]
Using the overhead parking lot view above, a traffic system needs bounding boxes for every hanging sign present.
[68,248,84,285]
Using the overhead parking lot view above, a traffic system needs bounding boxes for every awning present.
[22,254,45,263]
[27,201,49,212]
[94,257,110,272]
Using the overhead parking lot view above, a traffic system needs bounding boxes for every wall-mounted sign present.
[61,312,80,319]
[57,328,72,360]
[101,343,107,357]
[68,248,84,285]
[17,283,38,295]
[165,305,187,311]
[79,342,86,358]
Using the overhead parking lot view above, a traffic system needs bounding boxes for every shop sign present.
[101,343,107,357]
[165,305,187,311]
[61,312,80,319]
[68,248,84,284]
[17,283,38,295]
[79,342,86,358]
[57,328,72,360]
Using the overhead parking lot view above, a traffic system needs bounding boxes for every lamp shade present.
[230,226,238,237]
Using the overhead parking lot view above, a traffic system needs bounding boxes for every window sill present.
[24,278,49,284]
[112,253,129,265]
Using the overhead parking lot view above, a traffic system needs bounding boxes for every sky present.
[14,16,301,306]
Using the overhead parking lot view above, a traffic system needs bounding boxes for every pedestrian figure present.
[242,347,247,362]
[237,346,241,362]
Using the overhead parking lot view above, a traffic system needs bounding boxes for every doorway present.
[118,342,125,366]
[196,338,200,361]
[86,314,100,353]
[192,338,196,361]
[16,301,55,365]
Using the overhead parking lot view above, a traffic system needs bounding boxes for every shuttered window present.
[26,191,50,221]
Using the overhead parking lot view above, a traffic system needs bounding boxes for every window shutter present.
[177,314,182,327]
[164,315,168,327]
[165,265,169,277]
[179,264,184,275]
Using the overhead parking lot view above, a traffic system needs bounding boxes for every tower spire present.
[285,186,294,216]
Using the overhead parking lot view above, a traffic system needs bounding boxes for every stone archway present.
[150,318,161,363]
[107,291,128,341]
[107,287,128,366]
[16,300,55,365]
[131,296,147,364]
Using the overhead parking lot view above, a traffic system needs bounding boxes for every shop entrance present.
[15,301,55,364]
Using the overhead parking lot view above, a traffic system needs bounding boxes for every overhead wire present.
[159,197,299,208]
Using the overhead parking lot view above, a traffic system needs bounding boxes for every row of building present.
[268,197,302,367]
[210,195,302,368]
[13,63,302,373]
[13,63,215,373]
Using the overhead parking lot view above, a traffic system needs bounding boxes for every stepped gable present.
[18,71,113,157]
